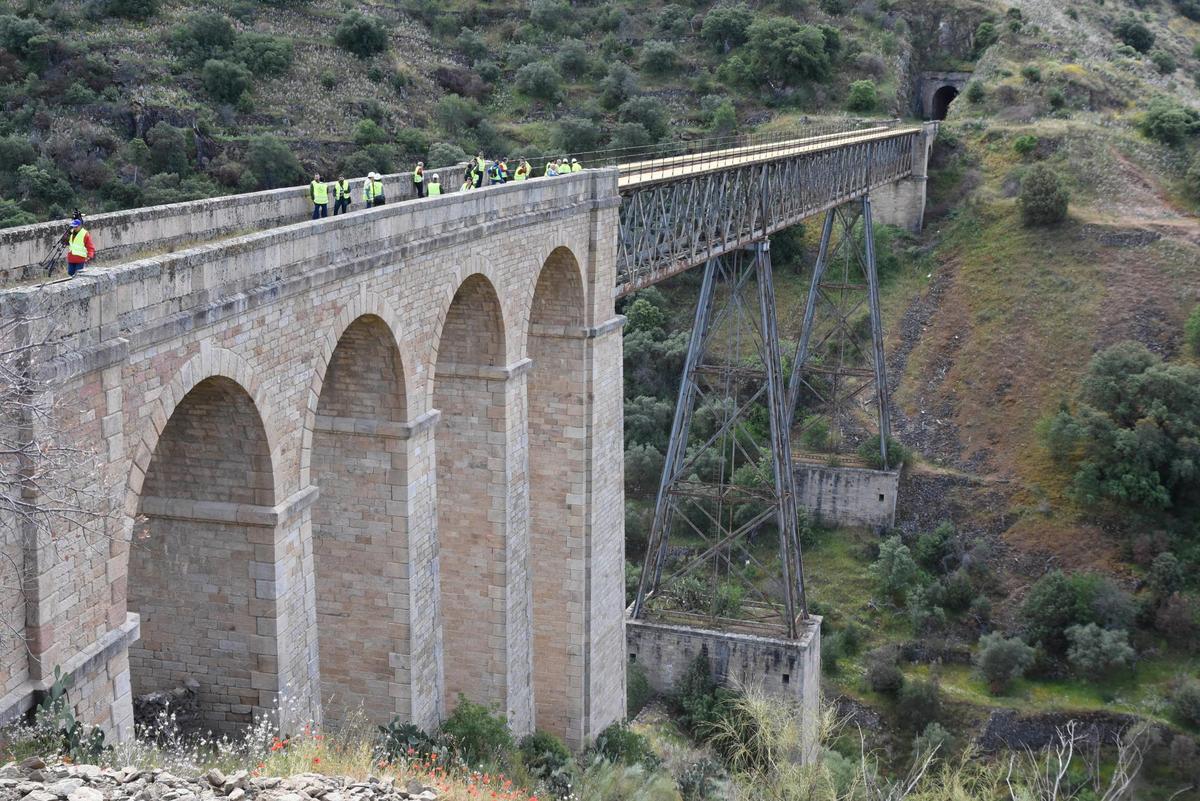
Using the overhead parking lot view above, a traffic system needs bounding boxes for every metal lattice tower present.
[631,241,807,638]
[787,197,893,468]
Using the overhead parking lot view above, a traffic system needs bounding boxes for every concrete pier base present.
[796,463,900,529]
[626,616,822,762]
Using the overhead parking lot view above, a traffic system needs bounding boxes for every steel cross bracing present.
[615,126,920,296]
[788,198,892,468]
[631,242,807,638]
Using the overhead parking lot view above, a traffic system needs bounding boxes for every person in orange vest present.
[60,217,95,277]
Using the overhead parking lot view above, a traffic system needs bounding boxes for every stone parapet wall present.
[0,164,467,287]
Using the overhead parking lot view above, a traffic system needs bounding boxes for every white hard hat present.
[432,173,439,180]
[368,171,377,179]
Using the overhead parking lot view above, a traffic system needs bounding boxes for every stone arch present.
[931,85,958,120]
[300,295,416,490]
[311,314,414,727]
[431,273,513,715]
[127,372,279,736]
[125,348,282,525]
[525,247,589,744]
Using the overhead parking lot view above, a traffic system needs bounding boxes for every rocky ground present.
[0,761,439,801]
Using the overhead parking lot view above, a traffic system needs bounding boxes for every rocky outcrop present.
[0,761,441,801]
[977,710,1145,752]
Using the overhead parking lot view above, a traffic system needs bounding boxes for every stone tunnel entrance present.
[931,85,959,120]
[919,71,971,121]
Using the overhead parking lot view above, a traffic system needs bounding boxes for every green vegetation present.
[1018,164,1069,226]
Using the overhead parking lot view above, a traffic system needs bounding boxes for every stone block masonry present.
[0,169,626,750]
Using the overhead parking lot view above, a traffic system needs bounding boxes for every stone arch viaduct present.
[0,122,935,750]
[0,173,626,748]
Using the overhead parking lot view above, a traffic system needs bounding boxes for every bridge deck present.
[617,125,903,188]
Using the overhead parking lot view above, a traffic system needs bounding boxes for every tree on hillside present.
[1043,341,1200,522]
[1113,15,1155,53]
[335,11,388,59]
[744,17,833,87]
[701,3,753,53]
[1018,164,1068,226]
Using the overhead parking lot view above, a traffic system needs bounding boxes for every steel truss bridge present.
[619,120,932,638]
[613,122,926,296]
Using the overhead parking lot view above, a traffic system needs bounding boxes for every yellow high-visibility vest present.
[68,228,89,259]
[428,182,442,196]
[311,181,329,204]
[571,162,582,172]
[372,179,384,197]
[335,180,350,199]
[413,167,424,184]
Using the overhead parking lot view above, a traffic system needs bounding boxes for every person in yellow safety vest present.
[514,159,530,180]
[363,172,385,206]
[460,175,473,193]
[332,175,352,215]
[310,173,330,219]
[413,161,426,198]
[61,217,95,277]
[571,158,582,172]
[473,153,486,187]
[428,173,442,196]
[559,156,570,175]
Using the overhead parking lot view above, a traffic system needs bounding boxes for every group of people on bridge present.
[306,152,585,219]
[48,151,589,278]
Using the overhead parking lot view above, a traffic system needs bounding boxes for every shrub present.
[170,13,235,66]
[865,648,904,695]
[394,128,430,161]
[711,582,744,619]
[232,32,293,77]
[966,80,985,104]
[201,58,251,103]
[146,122,189,176]
[1185,304,1200,355]
[1140,98,1200,145]
[245,134,304,189]
[674,654,736,739]
[514,60,563,102]
[846,79,877,112]
[1151,49,1177,74]
[529,0,570,31]
[941,569,975,612]
[912,722,954,760]
[1156,593,1199,643]
[599,63,637,110]
[907,584,945,634]
[1114,15,1155,52]
[0,134,37,171]
[1018,163,1068,226]
[1022,570,1080,654]
[519,730,573,797]
[873,536,920,603]
[102,0,159,20]
[592,722,659,768]
[856,435,910,469]
[1149,552,1184,599]
[1066,623,1135,678]
[557,39,590,78]
[641,41,678,75]
[554,117,601,154]
[745,17,833,86]
[709,100,736,134]
[1021,65,1042,83]
[701,3,753,52]
[1172,679,1200,727]
[376,719,444,763]
[1048,88,1066,110]
[618,97,669,141]
[610,122,653,152]
[0,198,36,229]
[439,695,513,766]
[976,632,1034,694]
[335,11,388,58]
[354,119,390,146]
[974,21,998,55]
[914,521,955,571]
[896,680,942,731]
[625,442,664,493]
